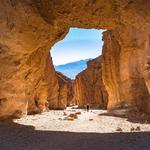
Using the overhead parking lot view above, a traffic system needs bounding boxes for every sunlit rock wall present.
[0,0,150,118]
[102,27,150,113]
[73,56,108,108]
[53,72,73,109]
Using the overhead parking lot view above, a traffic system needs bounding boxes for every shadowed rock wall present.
[54,72,73,109]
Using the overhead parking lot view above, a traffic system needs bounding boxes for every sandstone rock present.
[75,112,81,115]
[58,118,63,120]
[144,56,150,94]
[73,56,108,109]
[89,119,94,121]
[63,112,67,116]
[66,117,74,121]
[135,126,141,131]
[63,113,79,120]
[130,127,135,132]
[27,51,59,114]
[102,27,150,113]
[68,113,78,119]
[0,0,150,118]
[55,71,73,109]
[116,127,123,132]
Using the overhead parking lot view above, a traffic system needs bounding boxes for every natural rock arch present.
[0,0,150,118]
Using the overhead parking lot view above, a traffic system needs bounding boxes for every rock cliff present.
[102,27,150,112]
[144,56,150,94]
[0,0,150,118]
[73,57,108,109]
[55,72,73,109]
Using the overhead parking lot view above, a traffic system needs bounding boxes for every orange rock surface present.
[73,57,108,108]
[144,56,150,94]
[0,0,150,118]
[55,72,73,109]
[102,27,150,112]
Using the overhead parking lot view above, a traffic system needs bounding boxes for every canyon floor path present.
[0,108,150,150]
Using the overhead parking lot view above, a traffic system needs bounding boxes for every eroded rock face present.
[144,56,150,94]
[26,50,59,115]
[0,0,69,118]
[54,72,73,109]
[0,0,150,118]
[73,57,108,109]
[102,27,150,113]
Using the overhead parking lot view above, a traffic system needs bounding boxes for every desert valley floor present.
[0,108,150,150]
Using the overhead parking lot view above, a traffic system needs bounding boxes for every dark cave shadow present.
[0,120,150,150]
[98,111,150,124]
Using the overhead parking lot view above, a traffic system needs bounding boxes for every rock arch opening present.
[51,28,104,79]
[0,1,150,119]
[50,28,107,110]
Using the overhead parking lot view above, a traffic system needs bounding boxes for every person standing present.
[86,104,90,112]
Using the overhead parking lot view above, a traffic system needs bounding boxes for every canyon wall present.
[0,0,69,118]
[26,48,59,115]
[144,57,150,95]
[55,72,73,109]
[73,57,108,109]
[73,26,150,113]
[0,0,150,118]
[102,27,150,112]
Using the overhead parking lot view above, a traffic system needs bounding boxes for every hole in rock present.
[51,28,104,79]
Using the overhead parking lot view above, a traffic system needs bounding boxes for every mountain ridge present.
[55,59,91,79]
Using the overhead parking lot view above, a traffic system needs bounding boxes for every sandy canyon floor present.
[0,108,150,150]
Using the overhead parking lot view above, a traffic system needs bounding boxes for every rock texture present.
[144,56,150,95]
[26,49,58,115]
[102,27,150,112]
[73,57,108,108]
[55,72,73,109]
[0,0,150,118]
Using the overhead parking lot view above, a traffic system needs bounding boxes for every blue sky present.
[51,28,104,65]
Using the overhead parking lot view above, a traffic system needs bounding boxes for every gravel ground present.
[0,108,150,150]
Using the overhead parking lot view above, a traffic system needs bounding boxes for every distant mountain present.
[55,59,91,79]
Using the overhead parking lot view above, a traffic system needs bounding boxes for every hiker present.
[86,104,90,112]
